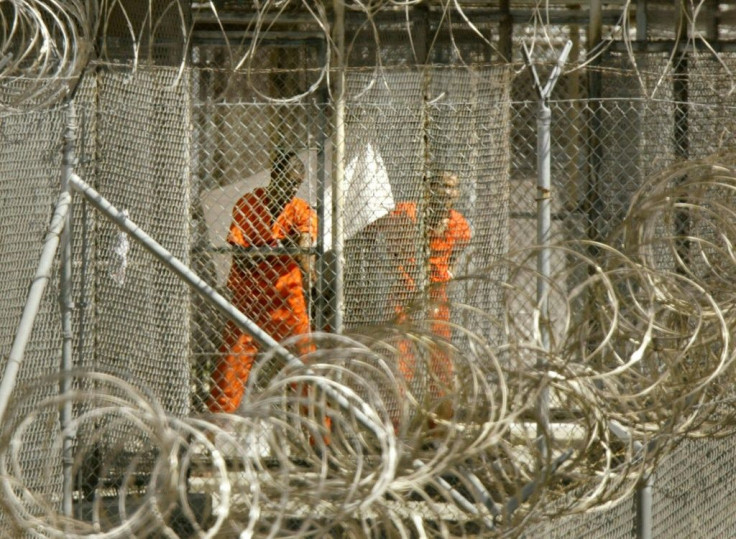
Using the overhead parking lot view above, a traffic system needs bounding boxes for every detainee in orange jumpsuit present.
[375,172,471,423]
[209,152,317,414]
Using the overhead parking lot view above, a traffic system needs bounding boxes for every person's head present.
[428,171,460,214]
[268,151,305,211]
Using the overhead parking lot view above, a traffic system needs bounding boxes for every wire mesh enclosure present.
[190,61,512,418]
[5,1,736,537]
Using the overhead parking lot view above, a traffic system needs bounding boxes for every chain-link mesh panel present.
[507,52,736,327]
[9,32,736,534]
[190,64,511,417]
[653,438,736,538]
[90,65,191,412]
[523,495,637,538]
[345,66,511,335]
[0,106,67,534]
[190,48,327,413]
[69,65,192,498]
[117,72,188,370]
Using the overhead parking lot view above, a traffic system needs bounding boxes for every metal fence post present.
[522,38,572,460]
[535,100,552,452]
[637,473,654,539]
[331,0,346,334]
[587,0,604,251]
[315,38,330,332]
[59,103,77,518]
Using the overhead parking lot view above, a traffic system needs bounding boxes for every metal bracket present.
[522,40,574,101]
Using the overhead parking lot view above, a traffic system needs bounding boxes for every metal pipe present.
[69,173,294,357]
[535,101,552,452]
[498,0,513,62]
[331,0,346,333]
[703,0,719,42]
[674,0,690,164]
[637,473,654,539]
[586,0,604,254]
[315,39,329,332]
[589,0,602,50]
[636,0,648,41]
[74,198,90,522]
[59,104,77,518]
[0,191,71,424]
[537,106,552,326]
[413,2,429,65]
[523,39,572,458]
[192,8,624,28]
[609,419,654,539]
[673,50,690,270]
[68,174,385,438]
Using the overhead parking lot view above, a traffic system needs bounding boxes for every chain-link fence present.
[190,63,512,418]
[4,46,736,535]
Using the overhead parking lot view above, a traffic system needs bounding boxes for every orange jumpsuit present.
[388,202,471,390]
[209,187,317,413]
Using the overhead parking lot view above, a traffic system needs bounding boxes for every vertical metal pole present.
[589,0,602,55]
[608,422,653,539]
[536,101,552,451]
[315,38,329,332]
[523,40,573,460]
[587,0,604,253]
[536,105,552,331]
[419,74,432,316]
[637,473,654,539]
[674,3,690,156]
[498,0,513,63]
[523,40,572,461]
[673,4,690,270]
[60,103,77,518]
[413,2,429,65]
[74,199,90,520]
[636,0,648,41]
[703,0,719,42]
[331,0,346,333]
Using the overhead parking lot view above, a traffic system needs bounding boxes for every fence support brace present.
[68,174,387,443]
[0,190,71,423]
